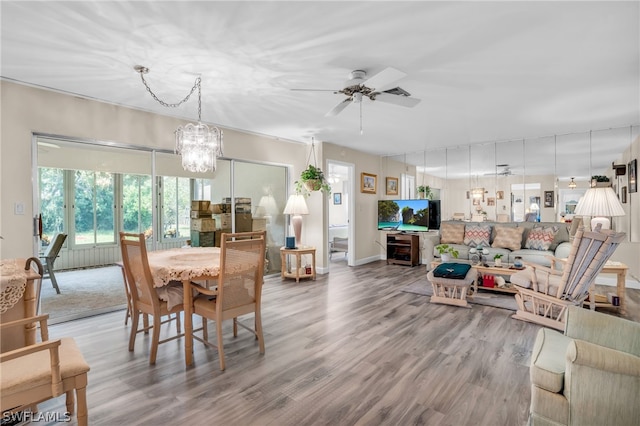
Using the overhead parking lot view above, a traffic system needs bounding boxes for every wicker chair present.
[188,231,266,370]
[119,232,184,364]
[511,224,625,330]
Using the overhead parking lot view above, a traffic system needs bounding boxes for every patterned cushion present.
[463,224,491,247]
[440,222,465,244]
[524,225,559,251]
[491,226,524,251]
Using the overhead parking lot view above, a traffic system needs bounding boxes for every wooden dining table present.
[146,247,221,366]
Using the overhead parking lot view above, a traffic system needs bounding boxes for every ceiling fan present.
[485,164,514,176]
[292,67,421,132]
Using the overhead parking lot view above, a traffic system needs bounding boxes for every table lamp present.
[574,186,625,230]
[283,194,309,246]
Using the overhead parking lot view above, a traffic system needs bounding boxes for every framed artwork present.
[622,186,627,204]
[496,190,504,200]
[629,159,637,193]
[333,192,342,205]
[544,190,554,208]
[385,177,398,195]
[361,172,377,194]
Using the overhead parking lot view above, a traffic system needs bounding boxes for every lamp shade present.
[283,194,309,215]
[257,195,278,217]
[574,187,625,217]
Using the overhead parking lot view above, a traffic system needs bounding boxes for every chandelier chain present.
[139,73,201,117]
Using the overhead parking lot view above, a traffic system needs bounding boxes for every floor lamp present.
[283,194,309,246]
[574,186,625,230]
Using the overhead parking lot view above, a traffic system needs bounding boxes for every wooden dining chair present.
[39,233,67,294]
[119,232,184,365]
[0,314,90,426]
[190,231,266,370]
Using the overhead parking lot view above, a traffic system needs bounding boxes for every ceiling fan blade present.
[325,98,351,117]
[290,88,339,92]
[363,67,407,92]
[373,93,421,108]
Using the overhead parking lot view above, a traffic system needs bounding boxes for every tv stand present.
[386,233,420,267]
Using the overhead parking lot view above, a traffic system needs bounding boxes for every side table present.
[280,246,316,283]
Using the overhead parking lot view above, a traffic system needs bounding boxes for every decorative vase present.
[441,254,451,262]
[494,258,502,267]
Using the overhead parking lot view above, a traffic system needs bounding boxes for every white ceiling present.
[2,1,639,180]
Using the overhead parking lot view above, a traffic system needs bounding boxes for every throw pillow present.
[440,222,465,244]
[491,226,524,251]
[524,225,559,251]
[463,224,491,247]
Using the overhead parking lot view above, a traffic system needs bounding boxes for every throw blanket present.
[433,263,472,280]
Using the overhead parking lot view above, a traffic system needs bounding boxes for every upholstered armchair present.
[528,306,640,425]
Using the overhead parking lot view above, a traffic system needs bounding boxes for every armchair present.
[528,306,640,425]
[511,225,625,330]
[0,315,90,425]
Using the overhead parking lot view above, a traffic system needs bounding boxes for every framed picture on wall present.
[496,190,504,200]
[333,192,342,205]
[385,177,398,195]
[361,172,377,194]
[629,159,637,193]
[544,190,554,208]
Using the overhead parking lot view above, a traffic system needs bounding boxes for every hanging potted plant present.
[295,164,331,195]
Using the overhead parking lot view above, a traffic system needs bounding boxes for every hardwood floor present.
[37,260,639,426]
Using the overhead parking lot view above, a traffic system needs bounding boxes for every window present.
[39,167,65,248]
[122,174,152,236]
[74,170,115,245]
[160,176,190,239]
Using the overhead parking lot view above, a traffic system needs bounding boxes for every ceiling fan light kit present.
[297,67,421,132]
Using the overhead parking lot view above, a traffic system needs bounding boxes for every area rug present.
[401,279,518,311]
[40,265,128,324]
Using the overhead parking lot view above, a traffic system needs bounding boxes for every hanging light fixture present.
[135,65,223,173]
[568,177,577,189]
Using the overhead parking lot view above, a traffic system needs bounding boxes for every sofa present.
[434,220,572,267]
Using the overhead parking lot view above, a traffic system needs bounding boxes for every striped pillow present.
[491,226,524,251]
[463,224,491,247]
[525,225,559,251]
[440,222,465,244]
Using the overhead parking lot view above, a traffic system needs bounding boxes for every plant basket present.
[304,179,321,191]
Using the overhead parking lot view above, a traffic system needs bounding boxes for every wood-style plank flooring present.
[38,259,640,426]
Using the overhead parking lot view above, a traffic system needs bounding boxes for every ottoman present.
[427,263,475,308]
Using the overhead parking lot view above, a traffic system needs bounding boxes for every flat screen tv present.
[378,199,429,231]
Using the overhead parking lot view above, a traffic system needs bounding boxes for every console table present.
[280,246,316,283]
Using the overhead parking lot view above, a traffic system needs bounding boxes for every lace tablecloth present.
[147,247,221,288]
[1,258,28,314]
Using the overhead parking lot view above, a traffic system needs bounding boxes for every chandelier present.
[135,65,223,173]
[568,177,577,189]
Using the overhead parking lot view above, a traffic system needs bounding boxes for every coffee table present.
[431,260,524,297]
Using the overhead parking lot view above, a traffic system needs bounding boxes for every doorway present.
[327,160,354,267]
